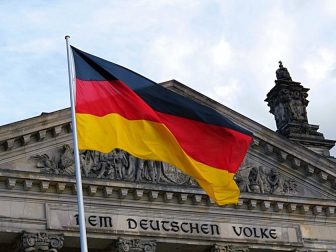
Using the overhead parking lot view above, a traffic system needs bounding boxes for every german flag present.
[71,46,253,205]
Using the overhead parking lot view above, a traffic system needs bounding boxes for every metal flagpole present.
[65,35,88,252]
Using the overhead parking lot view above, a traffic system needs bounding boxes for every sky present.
[0,0,335,156]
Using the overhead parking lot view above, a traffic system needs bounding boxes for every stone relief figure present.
[135,158,146,182]
[95,151,115,179]
[234,172,248,192]
[31,154,58,174]
[236,164,298,196]
[247,167,263,193]
[127,154,137,180]
[114,149,129,180]
[80,150,95,177]
[146,160,162,183]
[259,166,271,193]
[31,144,74,175]
[58,144,74,175]
[267,168,285,194]
[160,162,197,185]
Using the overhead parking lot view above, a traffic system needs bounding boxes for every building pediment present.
[1,79,336,251]
[0,80,335,205]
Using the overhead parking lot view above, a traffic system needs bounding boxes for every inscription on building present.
[74,214,112,228]
[126,218,220,235]
[232,226,277,239]
[46,205,302,245]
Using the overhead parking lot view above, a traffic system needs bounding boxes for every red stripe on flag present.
[75,79,252,172]
[76,79,158,121]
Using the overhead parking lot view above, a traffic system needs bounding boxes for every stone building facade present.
[0,64,335,251]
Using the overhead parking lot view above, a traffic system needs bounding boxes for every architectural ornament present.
[31,145,299,195]
[276,61,292,81]
[31,145,197,187]
[115,238,156,252]
[210,244,249,252]
[15,231,64,252]
[235,163,298,195]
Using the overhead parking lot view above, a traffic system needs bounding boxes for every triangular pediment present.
[1,80,336,205]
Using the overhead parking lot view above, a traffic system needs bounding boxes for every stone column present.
[15,231,64,252]
[210,244,249,252]
[115,238,157,252]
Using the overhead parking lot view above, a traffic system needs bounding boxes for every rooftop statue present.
[276,61,292,81]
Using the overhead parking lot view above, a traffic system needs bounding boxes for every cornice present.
[0,109,71,152]
[0,169,335,219]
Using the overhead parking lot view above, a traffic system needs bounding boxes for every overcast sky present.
[0,0,335,156]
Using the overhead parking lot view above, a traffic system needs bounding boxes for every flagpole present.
[65,35,88,252]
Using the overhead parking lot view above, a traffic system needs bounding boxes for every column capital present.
[210,244,249,252]
[15,231,64,252]
[115,238,157,252]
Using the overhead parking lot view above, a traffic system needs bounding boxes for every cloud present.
[0,0,335,156]
[302,47,336,85]
[204,79,241,106]
[3,38,58,54]
[210,38,233,68]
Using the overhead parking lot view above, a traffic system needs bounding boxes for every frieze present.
[235,160,298,195]
[31,144,197,187]
[31,145,302,196]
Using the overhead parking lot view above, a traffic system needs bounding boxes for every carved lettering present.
[149,220,160,231]
[140,219,148,230]
[74,214,112,228]
[170,221,179,232]
[189,223,199,234]
[269,229,277,239]
[125,218,219,235]
[260,228,269,239]
[253,227,260,238]
[88,216,97,226]
[99,216,112,227]
[232,226,242,236]
[200,224,209,234]
[243,227,253,237]
[75,214,79,226]
[161,221,170,231]
[210,224,220,235]
[127,218,137,229]
[181,222,189,233]
[232,225,278,240]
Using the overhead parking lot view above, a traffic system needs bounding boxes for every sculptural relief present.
[31,145,298,196]
[15,231,64,252]
[115,238,156,252]
[211,244,249,252]
[236,162,298,195]
[31,144,74,175]
[31,145,197,187]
